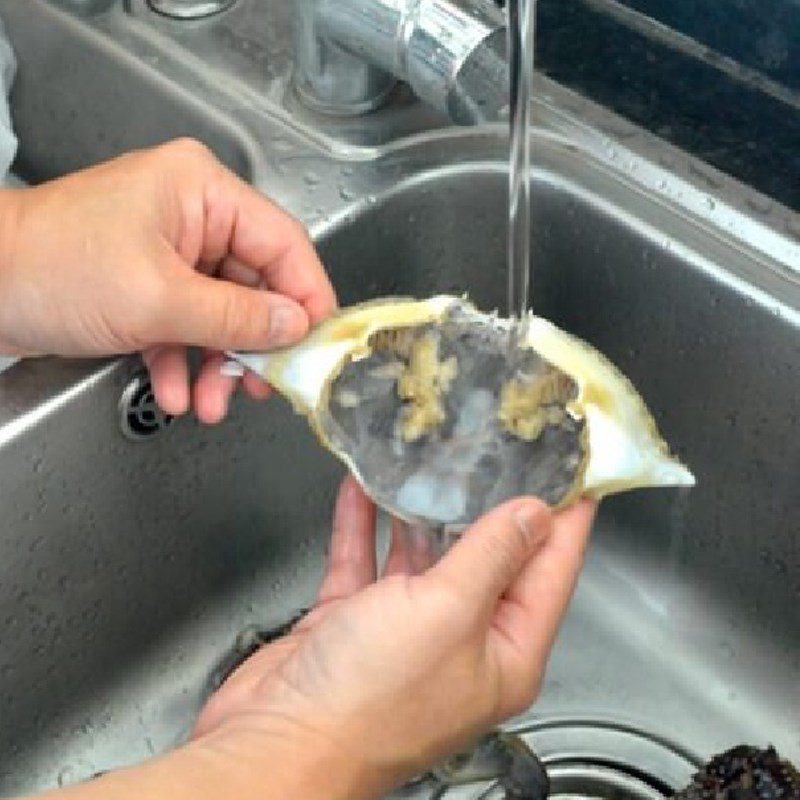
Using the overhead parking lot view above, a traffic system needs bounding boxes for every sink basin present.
[1,0,256,182]
[317,164,800,767]
[0,1,797,797]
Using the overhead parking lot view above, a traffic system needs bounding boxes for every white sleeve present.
[0,14,17,183]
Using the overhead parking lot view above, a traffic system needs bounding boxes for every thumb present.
[159,271,310,351]
[430,499,552,611]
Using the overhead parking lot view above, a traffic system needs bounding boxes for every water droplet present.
[57,766,77,787]
[338,185,356,201]
[719,641,735,659]
[303,172,320,186]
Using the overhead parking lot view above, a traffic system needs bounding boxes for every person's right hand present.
[47,480,595,800]
[0,139,337,423]
[187,478,597,799]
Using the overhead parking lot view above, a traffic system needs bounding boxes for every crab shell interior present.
[227,296,694,525]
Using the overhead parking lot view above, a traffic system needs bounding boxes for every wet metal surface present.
[0,1,797,795]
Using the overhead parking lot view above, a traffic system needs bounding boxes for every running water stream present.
[507,0,536,318]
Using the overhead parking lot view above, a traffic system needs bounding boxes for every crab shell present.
[225,295,694,506]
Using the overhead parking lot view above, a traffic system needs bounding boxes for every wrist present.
[0,187,27,355]
[0,186,23,272]
[47,721,395,800]
[183,719,395,800]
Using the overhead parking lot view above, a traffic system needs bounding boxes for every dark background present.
[497,0,800,211]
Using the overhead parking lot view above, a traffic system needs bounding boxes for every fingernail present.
[267,299,307,347]
[515,502,547,547]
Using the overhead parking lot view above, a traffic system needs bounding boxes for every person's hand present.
[40,480,595,800]
[0,139,336,422]
[187,477,596,799]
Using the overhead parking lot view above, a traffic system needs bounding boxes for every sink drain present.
[437,720,701,800]
[118,372,174,441]
[547,760,673,800]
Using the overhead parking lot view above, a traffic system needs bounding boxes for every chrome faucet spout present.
[293,0,508,123]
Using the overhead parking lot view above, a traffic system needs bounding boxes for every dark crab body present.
[673,746,800,800]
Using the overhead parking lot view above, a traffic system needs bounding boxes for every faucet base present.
[292,64,398,118]
[292,5,399,118]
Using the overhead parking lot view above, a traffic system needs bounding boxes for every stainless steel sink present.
[0,1,797,797]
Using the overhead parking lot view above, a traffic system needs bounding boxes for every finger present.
[215,256,272,401]
[316,476,378,604]
[242,369,272,401]
[200,169,338,323]
[382,519,438,577]
[142,345,190,415]
[406,525,438,574]
[159,264,310,351]
[382,518,412,577]
[494,499,597,663]
[429,498,552,613]
[219,254,264,289]
[192,350,239,424]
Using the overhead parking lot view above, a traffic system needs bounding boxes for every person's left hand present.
[0,139,337,422]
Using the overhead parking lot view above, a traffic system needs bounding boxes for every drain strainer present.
[548,761,673,800]
[119,373,174,441]
[438,720,701,800]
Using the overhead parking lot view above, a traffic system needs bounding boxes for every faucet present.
[293,0,509,125]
